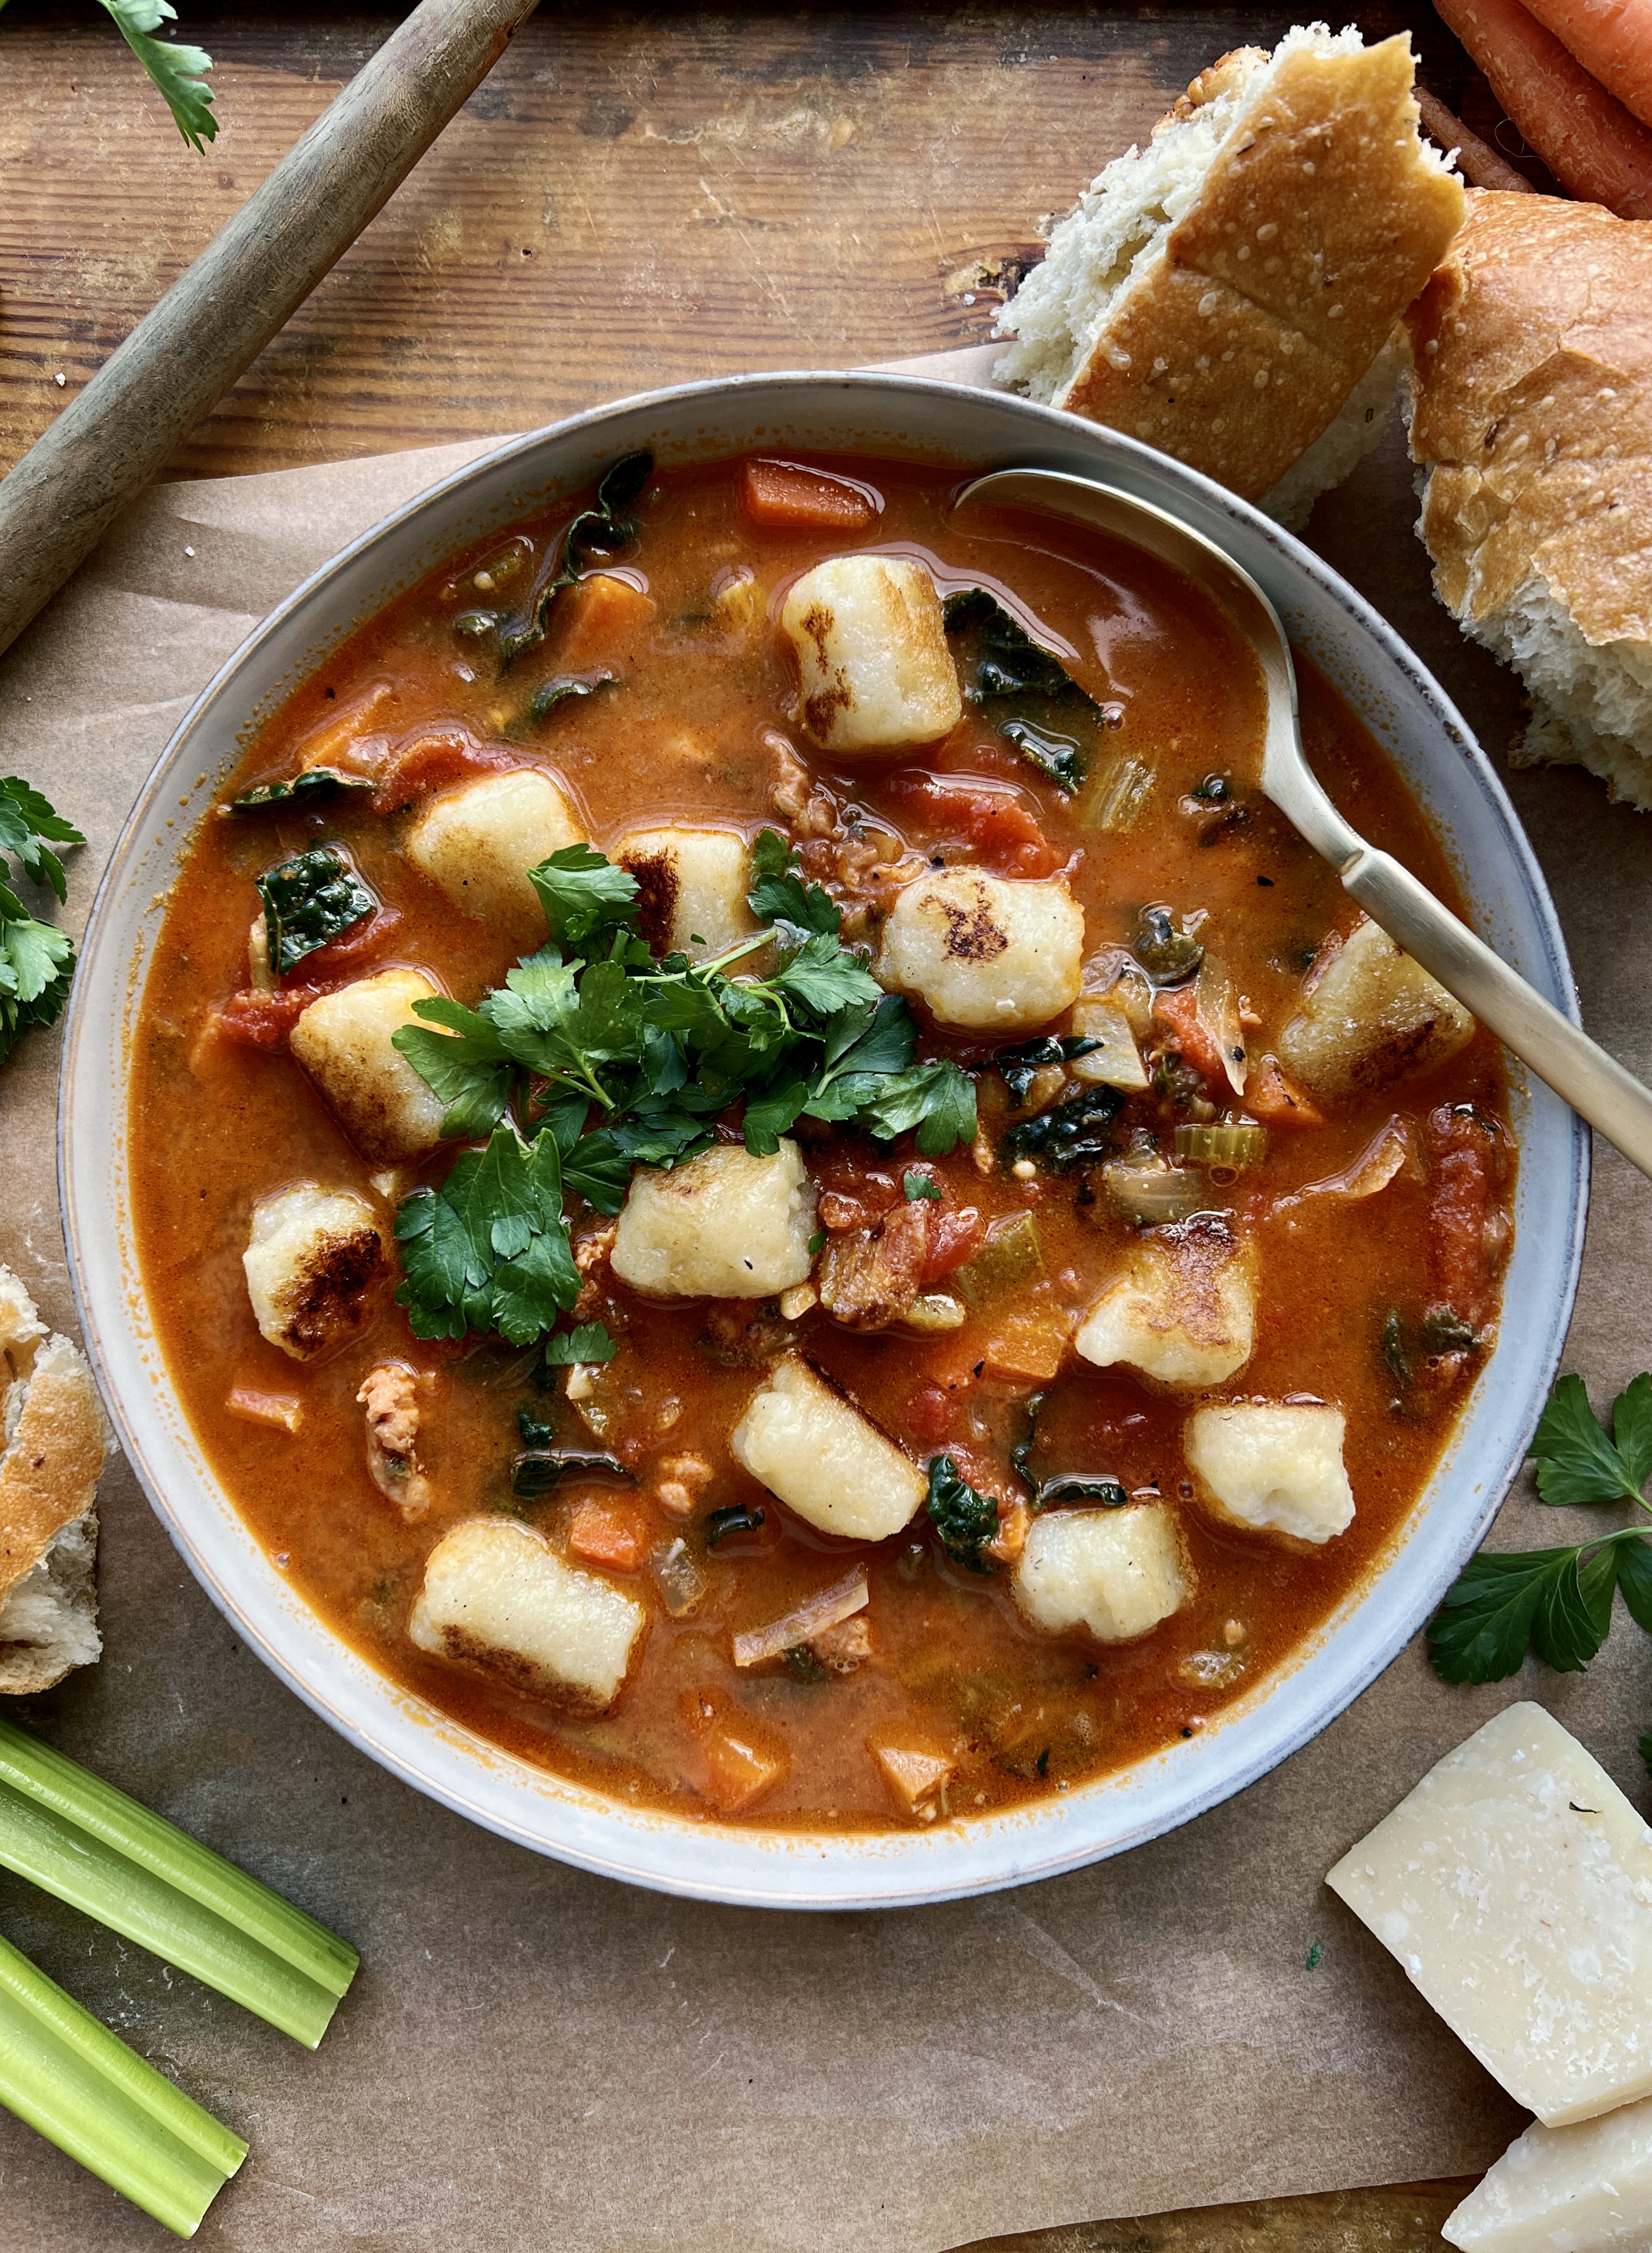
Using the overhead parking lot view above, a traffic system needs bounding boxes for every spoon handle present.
[1345,847,1652,1177]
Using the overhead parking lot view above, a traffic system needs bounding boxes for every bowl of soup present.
[60,374,1586,1907]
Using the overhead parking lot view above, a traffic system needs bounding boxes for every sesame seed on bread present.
[1404,189,1652,804]
[0,1268,111,1695]
[995,24,1463,511]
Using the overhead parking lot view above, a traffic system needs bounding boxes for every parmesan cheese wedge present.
[1328,1703,1652,2127]
[1443,2095,1652,2251]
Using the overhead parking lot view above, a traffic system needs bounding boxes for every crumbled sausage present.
[357,1362,433,1521]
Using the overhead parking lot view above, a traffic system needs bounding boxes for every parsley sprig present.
[1427,1374,1652,1685]
[95,2,217,150]
[0,779,84,1067]
[389,833,977,1342]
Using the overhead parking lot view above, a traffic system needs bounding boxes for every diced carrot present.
[1434,0,1652,219]
[550,573,656,670]
[983,1305,1073,1382]
[372,732,522,815]
[566,1497,650,1573]
[742,458,879,533]
[1245,1055,1324,1128]
[700,1721,789,1815]
[1520,0,1652,132]
[1426,1105,1510,1332]
[226,1387,302,1434]
[1151,983,1226,1082]
[868,1740,953,1821]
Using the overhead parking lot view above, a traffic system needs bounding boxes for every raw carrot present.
[1520,0,1652,130]
[1434,0,1652,217]
[742,458,878,532]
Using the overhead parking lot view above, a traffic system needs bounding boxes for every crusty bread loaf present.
[1404,190,1652,805]
[995,24,1463,517]
[0,1268,111,1695]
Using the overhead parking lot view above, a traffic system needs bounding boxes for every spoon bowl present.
[956,466,1652,1180]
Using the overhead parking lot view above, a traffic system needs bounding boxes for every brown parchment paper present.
[2,399,1651,2253]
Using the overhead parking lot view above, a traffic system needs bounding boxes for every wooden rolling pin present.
[0,0,540,662]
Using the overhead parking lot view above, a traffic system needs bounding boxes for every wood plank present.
[2,2,1438,481]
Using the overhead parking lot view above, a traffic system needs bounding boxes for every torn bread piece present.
[1404,190,1652,807]
[0,1266,113,1695]
[995,25,1462,512]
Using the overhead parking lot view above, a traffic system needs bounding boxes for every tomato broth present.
[130,452,1510,1832]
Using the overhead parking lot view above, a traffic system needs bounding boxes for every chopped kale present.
[995,1032,1102,1105]
[704,1504,765,1548]
[516,1403,558,1449]
[1421,1307,1481,1355]
[926,1454,999,1573]
[228,769,375,813]
[481,451,655,667]
[1382,1309,1412,1390]
[1131,905,1204,983]
[1000,1081,1123,1170]
[255,845,375,975]
[529,673,616,725]
[943,587,1109,794]
[1010,1395,1127,1511]
[510,1447,632,1499]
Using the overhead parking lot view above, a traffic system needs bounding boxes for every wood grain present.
[3,1,1453,483]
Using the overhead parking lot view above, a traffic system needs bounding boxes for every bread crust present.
[0,1338,111,1601]
[1061,34,1463,499]
[1405,189,1652,647]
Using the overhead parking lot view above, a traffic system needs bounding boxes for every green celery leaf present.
[256,846,374,975]
[1612,1373,1652,1497]
[0,778,85,904]
[527,846,639,952]
[768,930,882,1017]
[394,1001,513,1139]
[855,1058,978,1156]
[1531,1373,1644,1506]
[1615,1535,1652,1633]
[97,0,216,150]
[544,1322,618,1366]
[1427,1545,1611,1684]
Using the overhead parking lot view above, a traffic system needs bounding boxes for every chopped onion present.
[1291,1117,1414,1205]
[1067,996,1148,1092]
[649,1537,709,1619]
[733,1566,869,1670]
[1080,751,1155,832]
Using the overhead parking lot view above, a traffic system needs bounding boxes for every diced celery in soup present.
[131,452,1511,1829]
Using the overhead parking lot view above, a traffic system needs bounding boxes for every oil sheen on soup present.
[132,452,1512,1832]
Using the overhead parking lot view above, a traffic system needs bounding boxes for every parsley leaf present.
[747,828,841,936]
[767,929,882,1017]
[1427,1372,1652,1685]
[229,768,374,814]
[393,1001,514,1140]
[544,1322,618,1366]
[0,779,85,905]
[96,1,216,150]
[0,779,84,1066]
[527,845,640,954]
[855,1057,978,1157]
[1531,1372,1652,1507]
[393,1125,577,1345]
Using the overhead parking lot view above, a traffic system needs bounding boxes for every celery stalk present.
[0,1928,244,2237]
[0,1720,357,2042]
[0,1780,339,2048]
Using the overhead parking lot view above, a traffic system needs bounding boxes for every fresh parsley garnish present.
[393,1125,579,1344]
[388,841,978,1343]
[0,778,84,1067]
[926,1454,999,1573]
[255,846,376,975]
[96,1,216,150]
[942,588,1109,795]
[1427,1373,1652,1683]
[544,1321,618,1366]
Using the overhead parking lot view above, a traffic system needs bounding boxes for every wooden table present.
[0,7,1545,2246]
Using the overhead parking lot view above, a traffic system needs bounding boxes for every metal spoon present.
[955,466,1652,1180]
